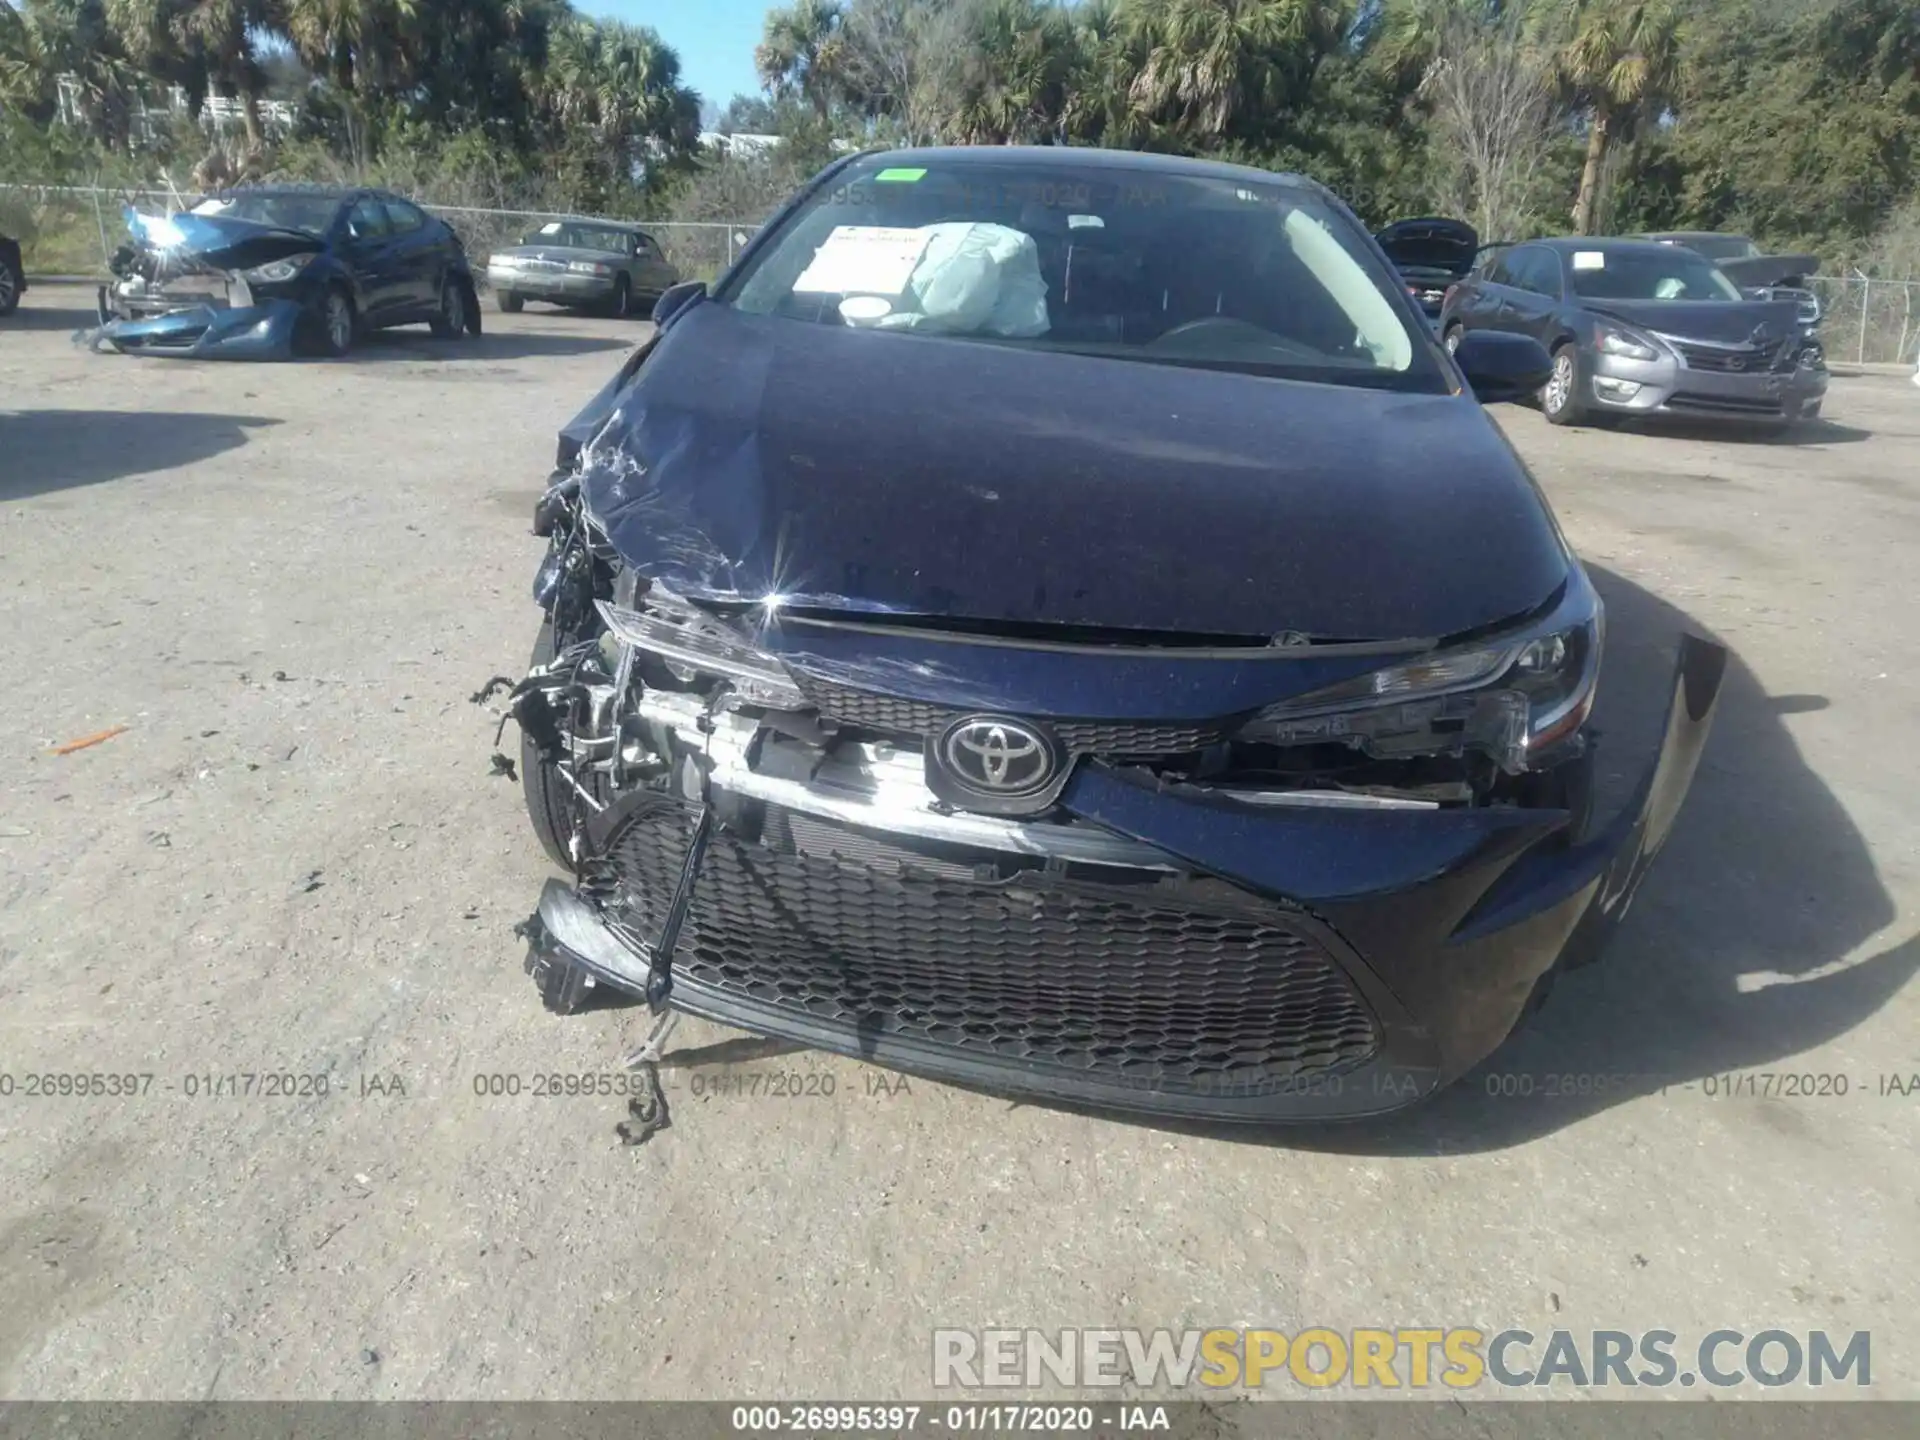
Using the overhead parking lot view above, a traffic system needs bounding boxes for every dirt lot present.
[3,282,1917,1403]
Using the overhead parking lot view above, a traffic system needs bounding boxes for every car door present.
[339,194,402,323]
[632,231,678,297]
[1447,249,1517,334]
[1504,246,1566,345]
[381,197,442,315]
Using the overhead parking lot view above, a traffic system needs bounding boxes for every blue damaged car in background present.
[95,183,480,359]
[494,146,1727,1127]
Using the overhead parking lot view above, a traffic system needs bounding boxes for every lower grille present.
[601,797,1381,1091]
[794,676,1229,756]
[1666,390,1784,416]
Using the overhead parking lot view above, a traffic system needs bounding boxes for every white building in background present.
[55,74,299,147]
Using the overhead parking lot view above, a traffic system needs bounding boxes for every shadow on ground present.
[343,329,630,363]
[2,302,102,334]
[0,409,278,501]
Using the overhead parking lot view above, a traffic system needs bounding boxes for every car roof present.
[211,183,355,200]
[1529,237,1696,257]
[1641,230,1749,242]
[531,217,643,231]
[841,145,1326,195]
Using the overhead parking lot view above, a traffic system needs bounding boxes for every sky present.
[595,0,769,118]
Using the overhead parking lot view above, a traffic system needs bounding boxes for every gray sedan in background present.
[487,219,680,318]
[1439,237,1827,432]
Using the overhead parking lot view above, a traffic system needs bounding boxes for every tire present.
[0,255,20,317]
[497,290,524,313]
[429,276,468,338]
[1442,322,1463,356]
[1541,343,1585,426]
[315,285,355,357]
[609,274,632,319]
[522,619,583,871]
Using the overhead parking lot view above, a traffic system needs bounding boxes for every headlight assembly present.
[1595,323,1660,362]
[1239,572,1603,772]
[596,597,806,708]
[243,253,316,283]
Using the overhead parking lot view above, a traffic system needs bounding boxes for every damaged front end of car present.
[90,207,320,359]
[493,400,1725,1125]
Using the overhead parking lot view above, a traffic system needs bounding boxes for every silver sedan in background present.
[487,219,680,319]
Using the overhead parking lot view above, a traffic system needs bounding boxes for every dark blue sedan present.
[503,146,1727,1123]
[96,184,480,359]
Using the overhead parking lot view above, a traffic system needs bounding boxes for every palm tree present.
[2,0,142,141]
[1119,0,1350,143]
[755,0,847,118]
[275,0,415,93]
[1534,0,1688,233]
[109,0,274,147]
[549,18,700,163]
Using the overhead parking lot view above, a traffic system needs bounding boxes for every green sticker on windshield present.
[873,167,927,182]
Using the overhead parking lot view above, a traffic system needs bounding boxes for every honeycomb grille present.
[793,676,1230,756]
[603,800,1380,1091]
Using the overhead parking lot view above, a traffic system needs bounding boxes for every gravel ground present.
[2,282,1917,1404]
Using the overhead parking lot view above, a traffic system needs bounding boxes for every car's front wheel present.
[0,252,21,317]
[497,290,524,313]
[429,277,468,338]
[312,286,355,357]
[609,274,633,319]
[1541,343,1586,426]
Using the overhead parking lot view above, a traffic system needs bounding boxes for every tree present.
[1534,0,1688,233]
[755,0,848,118]
[1413,2,1557,240]
[1119,0,1351,144]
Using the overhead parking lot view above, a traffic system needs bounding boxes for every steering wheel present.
[1150,315,1322,360]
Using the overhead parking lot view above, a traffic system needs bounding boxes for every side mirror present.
[1453,330,1552,404]
[652,279,706,328]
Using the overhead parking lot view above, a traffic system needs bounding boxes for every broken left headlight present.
[595,597,806,708]
[1238,570,1603,772]
[244,254,316,283]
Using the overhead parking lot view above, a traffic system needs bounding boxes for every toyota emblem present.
[937,716,1057,796]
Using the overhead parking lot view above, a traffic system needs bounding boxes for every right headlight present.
[1595,322,1660,362]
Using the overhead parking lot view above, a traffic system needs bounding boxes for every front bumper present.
[527,638,1726,1123]
[488,266,616,303]
[93,286,301,359]
[1587,345,1828,421]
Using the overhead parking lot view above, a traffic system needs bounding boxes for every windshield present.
[190,192,340,235]
[1569,247,1744,302]
[723,157,1437,391]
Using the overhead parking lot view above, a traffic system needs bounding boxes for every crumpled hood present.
[125,207,325,273]
[1587,297,1808,345]
[566,303,1570,641]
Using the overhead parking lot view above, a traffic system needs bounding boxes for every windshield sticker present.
[538,221,563,235]
[873,167,927,183]
[1572,250,1606,270]
[793,225,934,296]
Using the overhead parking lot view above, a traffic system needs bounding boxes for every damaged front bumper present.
[523,637,1726,1123]
[93,282,301,359]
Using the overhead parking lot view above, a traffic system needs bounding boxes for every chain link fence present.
[0,182,759,287]
[8,181,1917,366]
[1810,276,1920,368]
